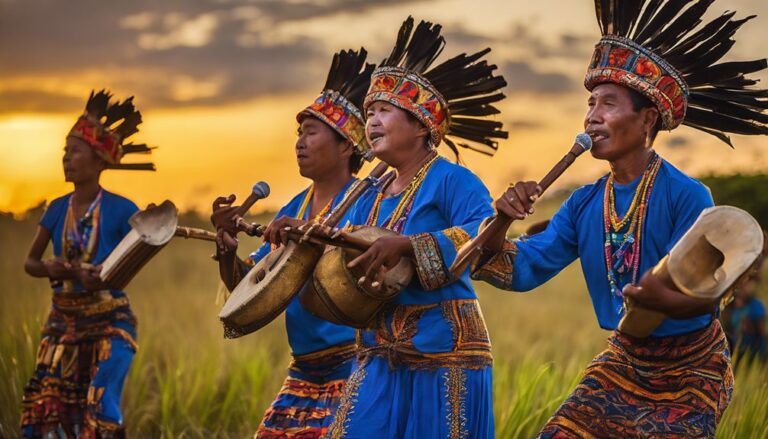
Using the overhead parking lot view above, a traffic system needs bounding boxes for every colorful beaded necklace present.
[297,180,357,223]
[602,153,661,309]
[365,152,439,233]
[297,184,334,222]
[62,189,103,263]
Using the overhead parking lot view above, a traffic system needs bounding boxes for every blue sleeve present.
[510,194,580,291]
[472,192,580,292]
[750,299,766,320]
[665,181,714,253]
[410,167,494,290]
[40,197,65,231]
[346,188,376,227]
[118,199,140,239]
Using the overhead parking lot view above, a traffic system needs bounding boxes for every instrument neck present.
[310,176,354,219]
[323,161,389,227]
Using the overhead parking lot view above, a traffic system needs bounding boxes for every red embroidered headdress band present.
[586,35,688,130]
[68,90,155,170]
[298,48,375,157]
[587,0,768,145]
[366,66,450,147]
[365,16,509,158]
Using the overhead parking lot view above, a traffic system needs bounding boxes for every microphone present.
[235,181,270,217]
[449,133,593,276]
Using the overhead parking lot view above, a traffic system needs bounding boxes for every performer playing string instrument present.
[210,49,373,438]
[21,90,155,438]
[471,1,768,437]
[308,17,508,438]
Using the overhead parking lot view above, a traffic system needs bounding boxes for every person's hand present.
[495,181,542,220]
[216,228,239,255]
[211,194,241,233]
[622,270,716,319]
[76,264,107,291]
[45,257,76,280]
[347,235,413,289]
[262,216,309,246]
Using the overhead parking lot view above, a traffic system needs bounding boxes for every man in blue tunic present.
[210,49,373,438]
[472,1,768,437]
[22,90,155,438]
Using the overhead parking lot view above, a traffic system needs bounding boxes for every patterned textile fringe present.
[539,321,734,439]
[255,344,357,439]
[21,293,136,439]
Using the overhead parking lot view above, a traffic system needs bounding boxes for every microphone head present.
[252,181,271,199]
[575,132,593,152]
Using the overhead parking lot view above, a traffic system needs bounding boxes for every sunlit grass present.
[1,208,766,438]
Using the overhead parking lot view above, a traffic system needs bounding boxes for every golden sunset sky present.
[1,0,767,215]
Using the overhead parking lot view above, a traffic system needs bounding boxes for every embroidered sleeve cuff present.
[409,232,451,291]
[470,239,517,290]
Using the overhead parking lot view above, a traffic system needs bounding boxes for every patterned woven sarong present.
[21,291,137,439]
[255,343,356,438]
[539,320,733,439]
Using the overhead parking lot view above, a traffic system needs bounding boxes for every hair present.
[327,124,365,174]
[627,87,663,142]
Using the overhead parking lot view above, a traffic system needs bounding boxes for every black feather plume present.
[78,89,154,170]
[377,16,508,159]
[321,48,375,111]
[85,90,112,119]
[593,0,768,145]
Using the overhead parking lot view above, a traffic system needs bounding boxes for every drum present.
[619,205,764,338]
[217,161,391,338]
[301,226,414,328]
[219,241,324,338]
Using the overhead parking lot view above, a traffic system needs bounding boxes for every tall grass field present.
[1,203,766,438]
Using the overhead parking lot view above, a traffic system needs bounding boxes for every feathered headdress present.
[365,16,508,158]
[68,90,155,170]
[586,0,768,146]
[299,48,375,157]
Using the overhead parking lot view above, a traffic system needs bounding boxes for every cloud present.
[0,0,426,112]
[137,13,220,50]
[0,90,82,113]
[502,61,577,94]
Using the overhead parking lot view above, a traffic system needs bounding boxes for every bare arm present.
[24,226,76,280]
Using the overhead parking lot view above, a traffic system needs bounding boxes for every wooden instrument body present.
[218,162,391,337]
[302,226,414,328]
[619,206,764,338]
[219,241,324,338]
[100,200,179,290]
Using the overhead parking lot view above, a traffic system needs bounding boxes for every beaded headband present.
[365,66,449,147]
[586,35,688,130]
[587,0,768,145]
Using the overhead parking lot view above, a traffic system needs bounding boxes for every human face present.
[365,101,429,167]
[62,136,105,183]
[584,83,657,162]
[295,117,351,180]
